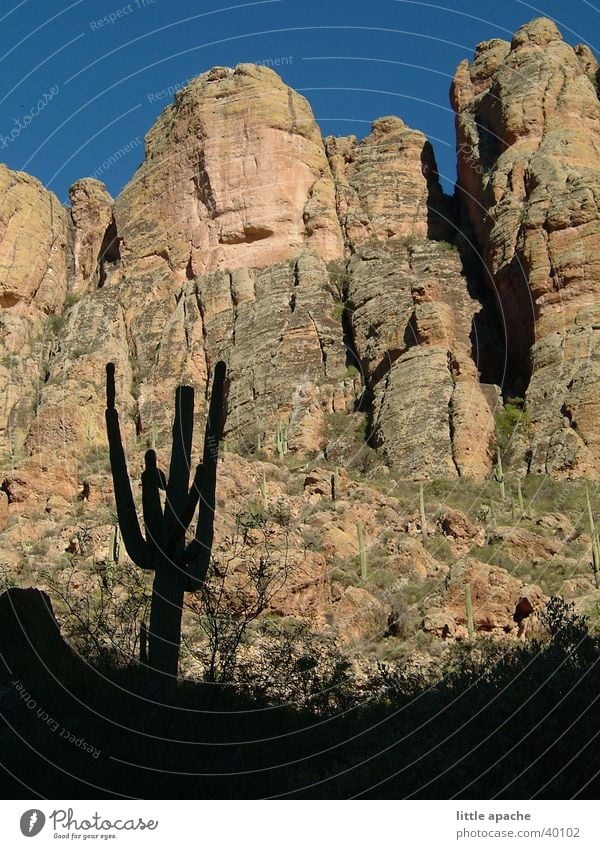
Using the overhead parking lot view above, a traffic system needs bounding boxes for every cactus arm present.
[163,385,195,543]
[181,463,204,532]
[105,363,153,570]
[141,450,165,557]
[186,361,226,587]
[165,464,204,551]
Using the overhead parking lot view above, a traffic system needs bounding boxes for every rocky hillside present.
[1,18,600,669]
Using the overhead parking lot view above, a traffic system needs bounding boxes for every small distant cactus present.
[85,413,97,444]
[585,485,600,590]
[465,583,475,641]
[517,478,525,518]
[276,421,289,460]
[494,447,505,501]
[261,470,269,512]
[331,467,341,501]
[105,524,120,589]
[357,521,367,581]
[419,483,427,542]
[109,524,120,565]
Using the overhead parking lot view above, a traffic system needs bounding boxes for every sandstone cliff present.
[1,20,600,665]
[452,17,600,478]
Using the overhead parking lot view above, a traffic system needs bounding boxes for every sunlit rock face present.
[2,25,600,656]
[115,63,345,281]
[452,18,600,477]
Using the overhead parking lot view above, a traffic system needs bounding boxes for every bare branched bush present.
[42,558,151,669]
[0,560,15,594]
[183,509,291,682]
[236,620,354,712]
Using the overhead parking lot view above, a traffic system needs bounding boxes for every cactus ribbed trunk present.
[148,561,186,692]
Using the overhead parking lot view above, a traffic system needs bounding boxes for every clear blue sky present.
[1,0,598,203]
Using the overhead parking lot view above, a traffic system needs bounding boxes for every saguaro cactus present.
[261,470,269,512]
[465,583,475,642]
[105,524,120,589]
[109,524,120,565]
[331,467,341,501]
[276,421,288,460]
[494,447,505,502]
[357,522,367,581]
[105,360,226,699]
[419,483,427,542]
[517,478,525,519]
[585,485,600,590]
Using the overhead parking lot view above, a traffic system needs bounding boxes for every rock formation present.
[115,64,345,279]
[1,19,600,664]
[452,17,600,477]
[346,239,497,479]
[325,115,449,248]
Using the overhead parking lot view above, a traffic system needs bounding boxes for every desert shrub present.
[495,396,530,450]
[0,561,15,593]
[271,501,292,528]
[237,619,353,711]
[182,510,291,683]
[326,411,351,440]
[42,558,152,669]
[301,525,325,551]
[539,595,591,652]
[47,313,66,335]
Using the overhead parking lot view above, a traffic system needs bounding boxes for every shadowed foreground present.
[0,588,598,799]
